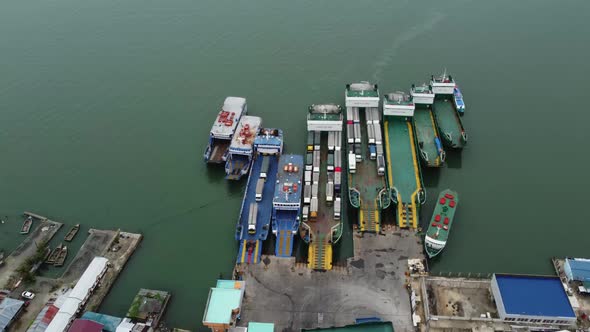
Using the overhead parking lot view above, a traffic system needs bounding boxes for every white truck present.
[255,178,265,201]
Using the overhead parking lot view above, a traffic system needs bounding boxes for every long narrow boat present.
[46,243,63,264]
[20,216,33,234]
[411,85,445,167]
[430,72,467,149]
[300,104,344,270]
[345,82,390,233]
[64,224,80,242]
[235,128,283,264]
[54,246,68,267]
[424,189,459,258]
[204,97,247,164]
[453,87,466,115]
[383,92,425,229]
[272,154,303,257]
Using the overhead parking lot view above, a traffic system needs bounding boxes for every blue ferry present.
[225,116,262,180]
[272,154,303,257]
[204,97,247,164]
[236,128,283,264]
[453,86,466,115]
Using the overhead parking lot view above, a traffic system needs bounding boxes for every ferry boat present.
[204,97,247,164]
[345,82,390,233]
[300,104,344,270]
[428,71,467,148]
[424,189,459,258]
[430,71,456,95]
[235,128,283,264]
[409,85,446,168]
[453,86,465,115]
[225,116,262,180]
[272,154,303,257]
[383,92,425,229]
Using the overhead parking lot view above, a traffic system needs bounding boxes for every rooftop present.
[565,258,590,282]
[273,154,303,205]
[68,319,103,332]
[254,128,283,148]
[81,312,122,332]
[302,322,394,332]
[230,116,262,151]
[346,82,379,98]
[126,289,170,322]
[384,92,413,106]
[494,274,576,318]
[308,104,343,121]
[210,97,247,138]
[248,322,275,332]
[203,280,245,325]
[0,297,25,331]
[411,84,433,94]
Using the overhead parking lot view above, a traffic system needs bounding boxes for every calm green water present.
[1,0,590,329]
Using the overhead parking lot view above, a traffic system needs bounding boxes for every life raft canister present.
[449,200,456,208]
[443,225,448,230]
[444,217,449,225]
[434,214,441,222]
[439,197,447,205]
[445,193,454,199]
[431,222,437,227]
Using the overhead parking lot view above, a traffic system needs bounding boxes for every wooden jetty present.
[64,224,80,242]
[23,211,49,221]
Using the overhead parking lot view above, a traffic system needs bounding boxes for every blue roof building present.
[0,297,25,332]
[564,258,590,282]
[491,274,576,326]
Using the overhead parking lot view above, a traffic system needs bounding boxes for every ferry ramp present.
[308,132,338,271]
[208,138,230,163]
[236,155,279,264]
[433,98,466,149]
[349,109,387,233]
[384,117,423,228]
[413,106,444,167]
[274,210,298,257]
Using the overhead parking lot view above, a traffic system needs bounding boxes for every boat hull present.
[424,189,458,258]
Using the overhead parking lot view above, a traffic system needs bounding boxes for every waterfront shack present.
[125,289,171,328]
[0,296,25,331]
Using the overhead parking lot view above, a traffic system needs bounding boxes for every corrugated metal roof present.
[565,258,590,282]
[67,319,103,332]
[81,312,122,332]
[0,297,25,331]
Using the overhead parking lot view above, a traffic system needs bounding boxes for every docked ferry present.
[300,104,344,270]
[345,82,390,233]
[225,116,262,180]
[383,92,425,229]
[236,128,283,264]
[410,85,445,167]
[204,97,247,164]
[272,154,303,257]
[428,71,467,148]
[424,189,459,258]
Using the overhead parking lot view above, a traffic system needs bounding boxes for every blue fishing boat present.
[453,87,466,115]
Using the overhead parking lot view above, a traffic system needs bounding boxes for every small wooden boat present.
[46,243,63,264]
[64,224,80,242]
[54,246,68,267]
[20,216,33,234]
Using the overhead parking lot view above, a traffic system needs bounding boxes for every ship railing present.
[421,150,429,163]
[440,150,446,163]
[378,188,390,209]
[331,223,342,243]
[349,187,361,208]
[300,222,311,242]
[444,132,452,143]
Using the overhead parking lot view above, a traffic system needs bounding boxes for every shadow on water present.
[422,166,442,188]
[445,149,463,169]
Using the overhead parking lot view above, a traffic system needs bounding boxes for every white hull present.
[345,96,379,108]
[431,84,455,95]
[410,93,434,105]
[384,104,414,117]
[425,235,446,250]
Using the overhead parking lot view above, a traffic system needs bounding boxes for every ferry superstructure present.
[225,116,262,180]
[300,104,344,271]
[236,128,283,264]
[345,82,390,233]
[411,85,445,167]
[204,97,247,164]
[431,72,467,149]
[272,154,303,257]
[383,92,425,229]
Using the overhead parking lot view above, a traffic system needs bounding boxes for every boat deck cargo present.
[225,116,262,180]
[383,92,425,229]
[204,97,247,164]
[272,154,304,258]
[410,84,445,167]
[236,129,283,264]
[345,82,390,233]
[425,189,459,258]
[300,104,344,271]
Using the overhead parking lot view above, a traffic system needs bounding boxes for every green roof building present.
[203,280,246,332]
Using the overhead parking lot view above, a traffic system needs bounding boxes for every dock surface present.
[238,229,423,332]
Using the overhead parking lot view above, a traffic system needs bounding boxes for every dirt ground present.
[0,220,62,289]
[7,277,61,332]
